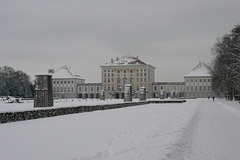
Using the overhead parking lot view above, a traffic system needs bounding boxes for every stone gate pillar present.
[139,87,146,101]
[124,84,132,102]
[100,90,105,100]
[34,73,53,107]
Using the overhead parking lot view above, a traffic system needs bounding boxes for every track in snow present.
[174,99,240,160]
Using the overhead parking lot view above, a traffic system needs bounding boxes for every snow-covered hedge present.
[0,100,185,123]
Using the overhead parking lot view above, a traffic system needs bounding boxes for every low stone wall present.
[0,100,185,124]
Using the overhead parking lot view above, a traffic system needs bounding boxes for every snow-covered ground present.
[0,98,127,113]
[0,99,240,160]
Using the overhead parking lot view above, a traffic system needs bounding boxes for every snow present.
[104,56,146,66]
[0,99,127,113]
[52,66,82,79]
[1,99,240,160]
[184,62,212,77]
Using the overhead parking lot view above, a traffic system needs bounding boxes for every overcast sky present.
[1,0,239,82]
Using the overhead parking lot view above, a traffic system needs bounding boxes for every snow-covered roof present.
[52,66,82,79]
[184,62,212,77]
[104,55,146,66]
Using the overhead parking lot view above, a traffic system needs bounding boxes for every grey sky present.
[1,0,239,82]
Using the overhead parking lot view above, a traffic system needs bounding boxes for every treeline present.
[0,66,34,98]
[211,25,240,100]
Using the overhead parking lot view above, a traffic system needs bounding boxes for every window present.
[137,73,139,76]
[187,86,189,91]
[108,79,110,83]
[161,86,163,90]
[53,81,55,84]
[195,86,198,91]
[104,74,106,77]
[200,86,202,91]
[117,70,120,73]
[200,79,202,82]
[203,79,206,82]
[130,70,133,73]
[61,81,62,84]
[208,79,211,82]
[85,87,87,92]
[191,86,193,91]
[204,86,206,91]
[124,70,126,73]
[91,87,93,92]
[140,73,143,76]
[191,79,193,82]
[64,81,66,84]
[174,86,176,90]
[154,86,157,91]
[57,81,59,84]
[97,87,99,91]
[68,81,70,83]
[186,79,189,82]
[108,86,110,91]
[144,73,147,76]
[195,79,197,82]
[72,81,74,83]
[104,70,106,72]
[208,86,211,91]
[79,87,81,92]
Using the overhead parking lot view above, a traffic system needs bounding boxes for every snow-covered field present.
[0,99,240,160]
[0,98,127,113]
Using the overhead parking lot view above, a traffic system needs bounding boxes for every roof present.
[184,62,212,77]
[103,55,147,66]
[52,66,83,79]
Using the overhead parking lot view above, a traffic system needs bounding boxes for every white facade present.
[78,83,102,99]
[152,82,185,99]
[184,62,215,99]
[52,66,85,98]
[100,56,155,99]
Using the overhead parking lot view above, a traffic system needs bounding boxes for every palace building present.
[100,56,155,99]
[52,66,85,98]
[49,56,215,99]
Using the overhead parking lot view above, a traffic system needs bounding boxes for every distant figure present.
[213,96,215,101]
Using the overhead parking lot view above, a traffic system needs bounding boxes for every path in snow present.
[179,99,240,160]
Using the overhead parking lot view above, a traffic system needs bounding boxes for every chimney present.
[48,69,55,73]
